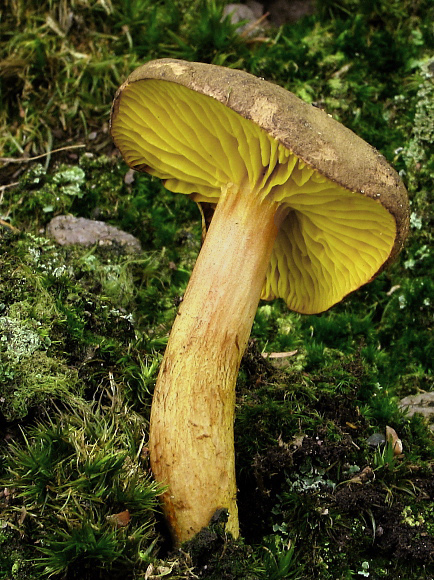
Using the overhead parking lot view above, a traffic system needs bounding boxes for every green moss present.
[1,385,162,579]
[402,59,434,187]
[0,526,38,579]
[378,276,434,393]
[2,351,81,421]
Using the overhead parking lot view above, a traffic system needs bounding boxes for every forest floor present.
[0,1,433,578]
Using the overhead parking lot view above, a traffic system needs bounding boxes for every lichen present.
[0,315,41,359]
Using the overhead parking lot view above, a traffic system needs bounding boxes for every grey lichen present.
[0,315,41,360]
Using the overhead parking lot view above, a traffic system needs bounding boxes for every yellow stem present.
[149,183,283,545]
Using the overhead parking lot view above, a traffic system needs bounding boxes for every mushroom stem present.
[150,183,283,545]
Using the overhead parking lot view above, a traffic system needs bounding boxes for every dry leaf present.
[386,426,403,455]
[106,509,130,528]
[262,350,298,358]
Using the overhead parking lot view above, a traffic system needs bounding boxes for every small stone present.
[223,3,264,35]
[399,392,434,430]
[46,215,142,253]
[367,432,386,448]
[124,168,135,185]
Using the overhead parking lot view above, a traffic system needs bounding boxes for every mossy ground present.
[1,1,433,578]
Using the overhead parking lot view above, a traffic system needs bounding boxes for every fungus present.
[110,59,409,545]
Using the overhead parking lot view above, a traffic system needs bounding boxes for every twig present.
[0,182,20,204]
[0,144,86,164]
[0,219,19,233]
[0,182,19,192]
[240,12,269,38]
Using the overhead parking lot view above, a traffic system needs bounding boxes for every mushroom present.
[110,58,409,545]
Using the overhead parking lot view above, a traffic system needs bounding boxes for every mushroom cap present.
[111,58,409,314]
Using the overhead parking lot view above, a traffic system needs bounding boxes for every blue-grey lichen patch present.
[43,165,86,212]
[0,315,41,359]
[52,166,86,193]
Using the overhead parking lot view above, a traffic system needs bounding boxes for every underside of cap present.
[111,61,408,315]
